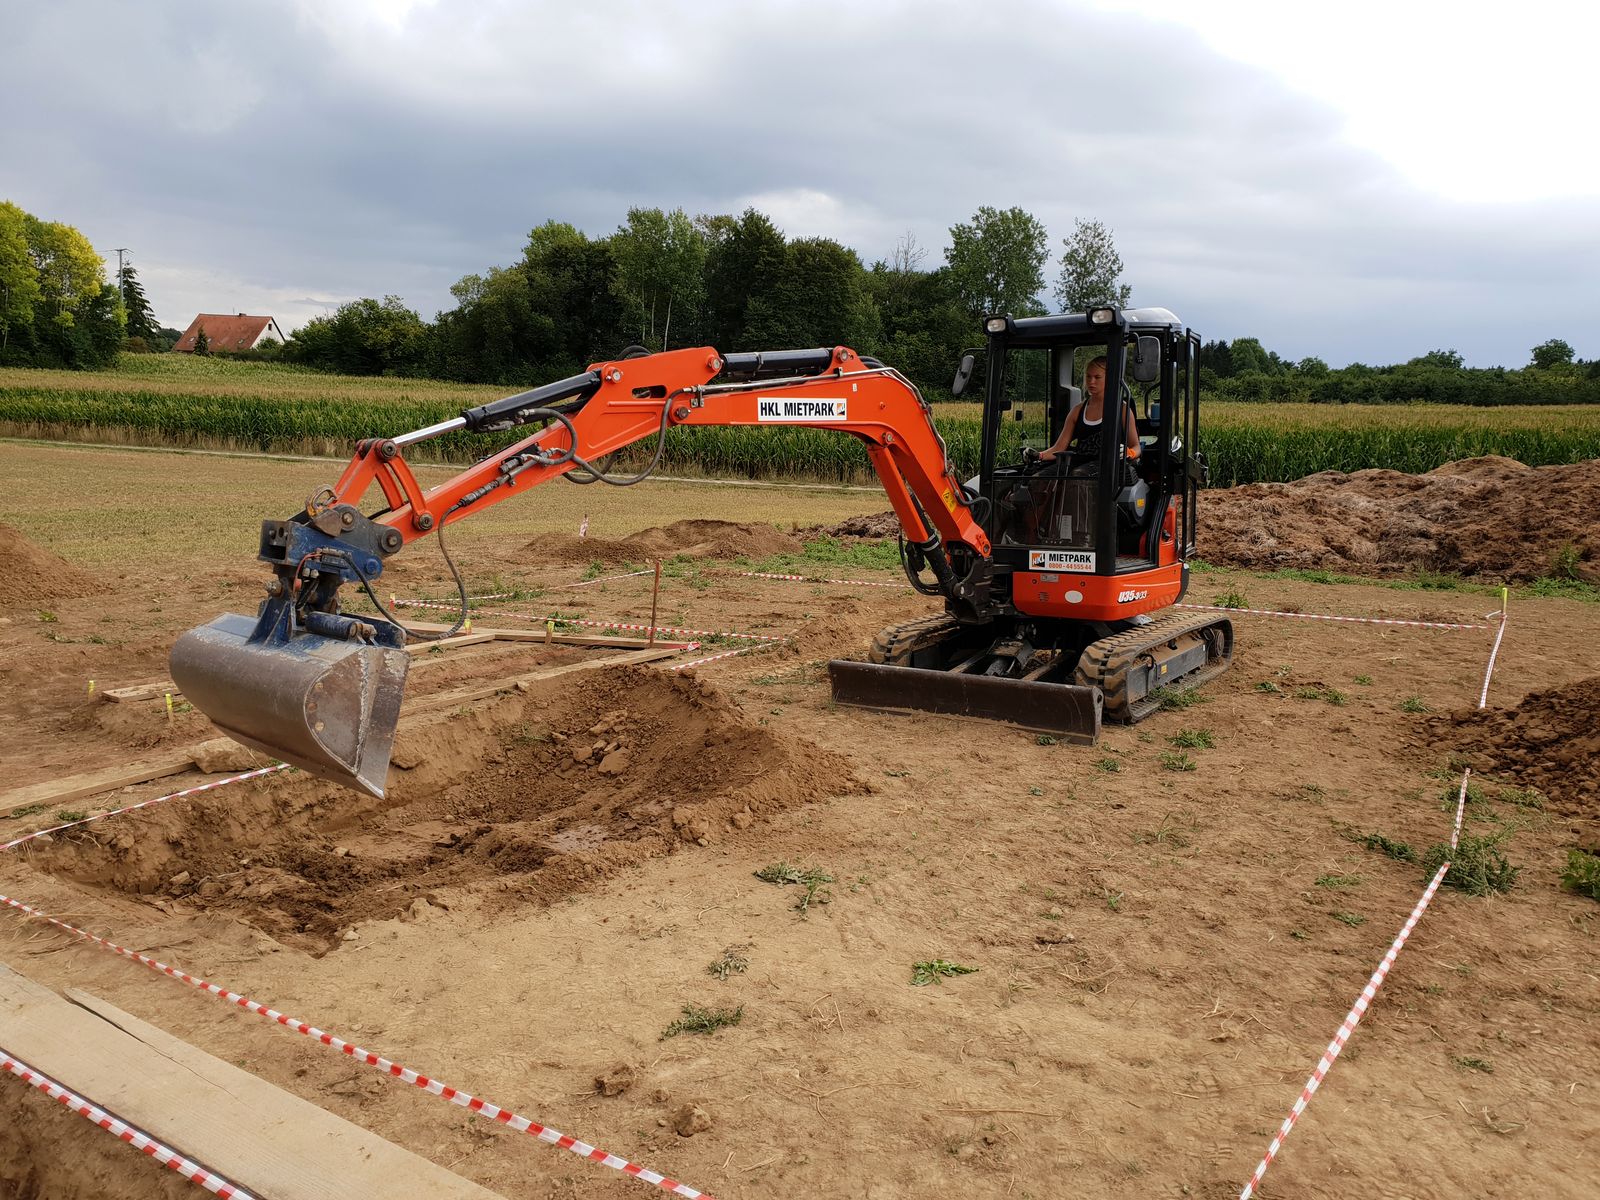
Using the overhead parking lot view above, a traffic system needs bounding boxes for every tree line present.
[0,200,174,367]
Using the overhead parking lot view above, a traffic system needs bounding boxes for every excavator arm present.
[170,345,992,797]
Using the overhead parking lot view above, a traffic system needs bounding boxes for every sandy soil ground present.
[1,443,1597,1199]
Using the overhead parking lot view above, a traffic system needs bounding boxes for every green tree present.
[118,263,160,343]
[944,205,1049,318]
[1054,218,1132,313]
[22,213,103,327]
[744,236,880,351]
[1530,338,1574,370]
[702,208,788,350]
[286,296,427,374]
[1410,348,1463,369]
[193,323,210,355]
[1228,337,1273,375]
[1295,356,1329,376]
[0,201,41,353]
[612,207,707,351]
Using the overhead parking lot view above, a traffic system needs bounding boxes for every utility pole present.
[113,248,130,300]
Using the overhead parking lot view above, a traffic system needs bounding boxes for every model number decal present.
[1117,589,1149,603]
[1028,549,1095,572]
[757,397,847,421]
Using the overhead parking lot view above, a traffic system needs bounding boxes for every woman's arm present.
[1040,404,1081,462]
[1124,404,1141,459]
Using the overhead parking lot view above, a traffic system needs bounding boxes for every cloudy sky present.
[4,0,1595,367]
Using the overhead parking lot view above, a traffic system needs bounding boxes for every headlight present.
[1088,307,1115,325]
[984,316,1010,334]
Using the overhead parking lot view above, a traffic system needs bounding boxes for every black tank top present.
[1071,410,1104,458]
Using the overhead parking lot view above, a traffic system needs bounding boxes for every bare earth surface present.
[0,442,1597,1199]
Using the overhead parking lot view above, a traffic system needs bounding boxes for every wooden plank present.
[404,620,688,650]
[0,749,198,812]
[410,645,680,711]
[406,631,497,652]
[101,680,178,704]
[0,964,505,1200]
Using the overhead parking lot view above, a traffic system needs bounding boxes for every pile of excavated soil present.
[0,523,104,605]
[1200,457,1600,580]
[31,667,862,952]
[523,519,802,566]
[1441,674,1600,846]
[813,458,1600,582]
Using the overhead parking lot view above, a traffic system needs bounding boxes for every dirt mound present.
[1201,456,1600,581]
[524,519,802,566]
[811,511,902,539]
[1440,674,1600,844]
[30,667,862,951]
[0,523,104,605]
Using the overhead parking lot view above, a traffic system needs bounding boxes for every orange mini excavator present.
[172,307,1232,797]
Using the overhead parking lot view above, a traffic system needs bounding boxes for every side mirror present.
[951,353,976,396]
[1132,335,1161,384]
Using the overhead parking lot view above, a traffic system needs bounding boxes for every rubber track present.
[867,614,964,665]
[1074,609,1234,723]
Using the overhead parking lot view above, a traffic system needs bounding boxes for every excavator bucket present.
[826,661,1103,745]
[170,612,409,799]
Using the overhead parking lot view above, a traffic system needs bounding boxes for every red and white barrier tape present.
[557,568,656,589]
[0,890,715,1198]
[1477,608,1509,708]
[1,1049,255,1198]
[669,640,787,672]
[1449,768,1472,851]
[736,570,911,590]
[1238,863,1451,1200]
[1,765,290,854]
[1176,603,1486,631]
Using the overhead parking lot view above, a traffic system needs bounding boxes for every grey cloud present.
[2,0,1594,366]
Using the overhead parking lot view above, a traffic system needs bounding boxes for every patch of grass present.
[1254,680,1282,694]
[1356,831,1417,862]
[744,534,902,576]
[1329,910,1367,927]
[1158,750,1197,772]
[1095,756,1122,773]
[9,804,47,819]
[1135,813,1192,847]
[1150,685,1208,711]
[1399,696,1429,714]
[910,959,979,987]
[1322,687,1348,707]
[54,810,87,822]
[1292,686,1323,701]
[1451,1055,1494,1073]
[1168,728,1215,750]
[1102,889,1125,912]
[1496,786,1544,811]
[707,944,752,981]
[661,1004,744,1039]
[1035,733,1059,746]
[1560,849,1600,901]
[1214,589,1249,609]
[1551,542,1584,581]
[754,861,834,914]
[1353,674,1373,686]
[37,610,57,623]
[1422,831,1520,896]
[1315,873,1363,890]
[1522,575,1600,603]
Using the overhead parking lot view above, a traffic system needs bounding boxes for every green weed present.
[1560,849,1600,901]
[1214,590,1249,610]
[8,804,46,819]
[754,861,834,914]
[1150,685,1208,711]
[707,944,752,981]
[1452,1056,1494,1073]
[1255,680,1282,694]
[910,959,979,987]
[1330,910,1367,927]
[1096,756,1122,773]
[1168,728,1215,750]
[1400,696,1429,714]
[1422,831,1520,896]
[1158,750,1198,772]
[661,1004,744,1039]
[1315,873,1363,890]
[54,810,87,822]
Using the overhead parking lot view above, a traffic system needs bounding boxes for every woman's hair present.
[1086,355,1108,373]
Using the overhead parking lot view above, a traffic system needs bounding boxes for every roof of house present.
[173,314,280,353]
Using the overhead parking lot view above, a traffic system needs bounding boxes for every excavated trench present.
[24,667,862,953]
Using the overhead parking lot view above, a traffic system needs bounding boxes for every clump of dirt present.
[810,512,901,539]
[30,667,862,952]
[523,519,802,566]
[0,523,104,605]
[1439,674,1600,845]
[1200,457,1600,581]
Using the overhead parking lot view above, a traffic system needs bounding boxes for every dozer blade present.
[170,613,409,799]
[827,660,1102,745]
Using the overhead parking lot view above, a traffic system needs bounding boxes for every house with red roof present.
[172,313,287,353]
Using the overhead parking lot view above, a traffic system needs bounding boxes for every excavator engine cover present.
[170,612,408,798]
[826,660,1102,744]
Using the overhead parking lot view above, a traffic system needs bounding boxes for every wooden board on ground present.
[0,964,506,1200]
[0,748,199,812]
[100,680,178,703]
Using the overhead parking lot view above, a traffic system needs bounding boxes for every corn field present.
[3,358,1599,485]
